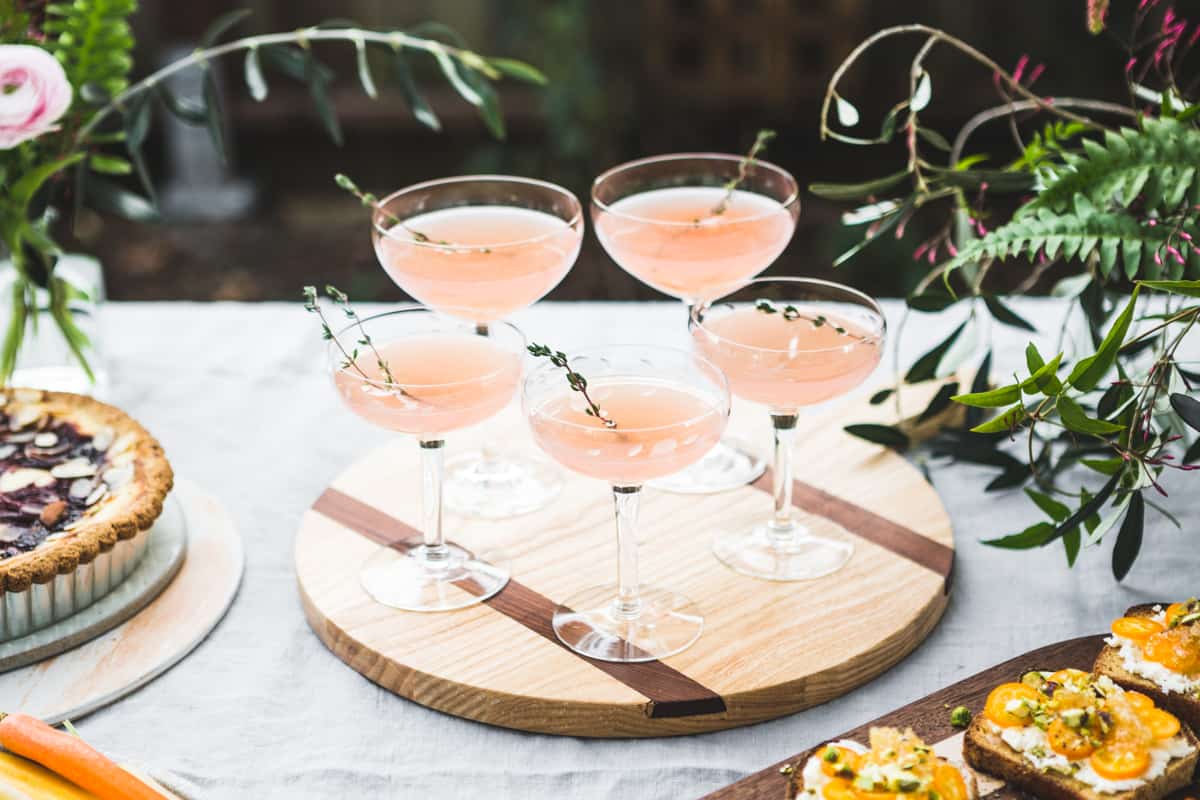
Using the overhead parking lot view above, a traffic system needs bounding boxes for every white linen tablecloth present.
[68,299,1200,799]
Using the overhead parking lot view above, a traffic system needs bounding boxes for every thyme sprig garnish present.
[335,173,474,250]
[528,343,617,428]
[304,285,411,396]
[710,128,777,217]
[755,298,873,341]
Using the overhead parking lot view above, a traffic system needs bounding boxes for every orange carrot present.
[0,713,166,800]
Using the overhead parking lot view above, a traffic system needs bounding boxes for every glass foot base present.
[649,438,766,495]
[443,452,563,519]
[713,525,854,582]
[359,543,510,612]
[552,585,703,662]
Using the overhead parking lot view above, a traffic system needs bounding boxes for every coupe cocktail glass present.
[371,176,584,519]
[691,278,886,581]
[591,153,799,494]
[523,345,730,662]
[329,307,524,611]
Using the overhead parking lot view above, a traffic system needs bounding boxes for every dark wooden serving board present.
[704,634,1199,799]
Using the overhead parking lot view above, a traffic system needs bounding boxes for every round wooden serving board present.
[0,478,244,724]
[297,385,956,737]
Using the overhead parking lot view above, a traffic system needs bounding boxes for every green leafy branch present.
[817,13,1200,579]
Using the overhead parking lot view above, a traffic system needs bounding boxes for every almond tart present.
[0,390,172,635]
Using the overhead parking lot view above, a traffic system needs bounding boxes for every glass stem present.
[419,438,449,566]
[612,485,643,620]
[768,413,799,546]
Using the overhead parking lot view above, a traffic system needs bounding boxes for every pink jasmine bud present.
[1168,246,1185,264]
[947,241,959,257]
[1126,56,1138,73]
[980,182,989,192]
[913,243,928,261]
[1027,64,1046,85]
[927,246,938,264]
[1154,250,1163,265]
[1190,24,1200,46]
[1164,7,1175,29]
[1179,231,1192,241]
[1148,218,1158,226]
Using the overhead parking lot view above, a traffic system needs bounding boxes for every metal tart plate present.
[0,493,187,668]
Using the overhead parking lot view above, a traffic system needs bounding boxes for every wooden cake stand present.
[296,384,955,737]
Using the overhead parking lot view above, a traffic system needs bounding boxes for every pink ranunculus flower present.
[0,45,73,149]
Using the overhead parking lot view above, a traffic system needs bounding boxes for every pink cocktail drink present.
[328,308,525,612]
[373,205,582,322]
[528,380,726,485]
[691,278,886,582]
[335,335,521,436]
[522,345,730,662]
[593,187,794,302]
[693,305,882,410]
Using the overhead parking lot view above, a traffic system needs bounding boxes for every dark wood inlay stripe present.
[751,471,954,594]
[312,488,727,719]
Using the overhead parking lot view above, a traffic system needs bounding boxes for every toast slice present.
[1095,603,1200,731]
[963,714,1200,800]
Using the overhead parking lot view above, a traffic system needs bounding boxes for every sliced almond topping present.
[51,458,97,479]
[0,467,56,492]
[10,406,44,430]
[90,426,114,452]
[0,524,22,543]
[69,478,94,500]
[85,483,108,506]
[101,463,133,489]
[12,389,42,404]
[33,432,58,448]
[0,444,16,460]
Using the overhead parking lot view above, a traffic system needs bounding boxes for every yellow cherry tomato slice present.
[1124,691,1156,713]
[1141,708,1181,739]
[1047,718,1096,760]
[822,778,858,800]
[1090,747,1151,780]
[984,683,1041,727]
[1143,630,1200,674]
[1048,668,1090,685]
[932,763,970,800]
[1165,602,1196,626]
[1112,616,1167,641]
[818,746,862,778]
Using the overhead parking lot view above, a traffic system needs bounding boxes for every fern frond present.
[46,0,137,101]
[945,201,1200,282]
[1022,118,1200,216]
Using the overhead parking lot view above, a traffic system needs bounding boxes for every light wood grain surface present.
[297,384,956,737]
[0,479,244,724]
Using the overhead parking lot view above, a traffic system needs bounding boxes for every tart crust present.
[0,389,173,593]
